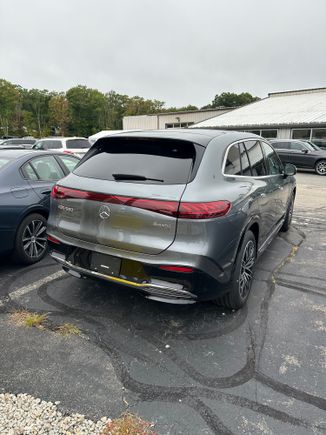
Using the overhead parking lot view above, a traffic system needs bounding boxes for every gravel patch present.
[0,393,111,434]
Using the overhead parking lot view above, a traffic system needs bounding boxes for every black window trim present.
[20,154,65,181]
[223,139,283,179]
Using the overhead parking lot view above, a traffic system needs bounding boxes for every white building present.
[191,87,326,149]
[123,108,233,130]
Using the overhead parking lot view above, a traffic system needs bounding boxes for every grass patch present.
[56,323,81,336]
[101,412,155,435]
[10,310,47,329]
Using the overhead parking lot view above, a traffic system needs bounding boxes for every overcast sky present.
[1,0,325,107]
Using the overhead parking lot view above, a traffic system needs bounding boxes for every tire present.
[280,193,294,232]
[315,160,326,175]
[13,213,48,265]
[215,230,256,310]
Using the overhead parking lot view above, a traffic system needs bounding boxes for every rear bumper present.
[51,251,197,303]
[48,236,233,302]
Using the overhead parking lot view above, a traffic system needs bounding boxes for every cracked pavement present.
[0,172,325,434]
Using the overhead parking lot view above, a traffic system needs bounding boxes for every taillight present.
[178,201,231,219]
[63,150,74,154]
[51,186,231,219]
[159,266,193,273]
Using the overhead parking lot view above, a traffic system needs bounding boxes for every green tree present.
[66,85,107,136]
[49,94,70,136]
[105,91,129,129]
[124,96,165,116]
[0,79,20,136]
[22,88,53,136]
[211,92,260,108]
[164,104,199,112]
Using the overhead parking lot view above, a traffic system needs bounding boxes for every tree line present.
[0,78,259,138]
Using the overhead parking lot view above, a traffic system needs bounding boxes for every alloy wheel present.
[22,219,47,259]
[316,160,326,175]
[239,240,255,299]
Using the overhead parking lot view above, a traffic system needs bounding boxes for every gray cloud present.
[0,0,325,106]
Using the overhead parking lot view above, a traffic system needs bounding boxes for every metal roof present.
[191,88,326,129]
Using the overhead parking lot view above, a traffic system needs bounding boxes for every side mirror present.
[283,163,297,177]
[301,149,308,153]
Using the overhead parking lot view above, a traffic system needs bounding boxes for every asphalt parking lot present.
[0,172,325,434]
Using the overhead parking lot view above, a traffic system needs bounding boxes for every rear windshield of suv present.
[74,137,200,184]
[66,139,90,149]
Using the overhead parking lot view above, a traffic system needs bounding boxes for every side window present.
[272,142,290,150]
[239,143,252,176]
[57,155,79,172]
[244,141,266,176]
[261,142,283,175]
[224,144,241,175]
[21,163,38,180]
[290,142,305,151]
[30,156,65,181]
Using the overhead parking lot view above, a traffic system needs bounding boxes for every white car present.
[88,130,142,145]
[33,137,90,157]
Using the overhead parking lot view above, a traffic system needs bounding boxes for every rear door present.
[289,141,319,168]
[52,137,201,254]
[261,141,288,221]
[22,155,66,208]
[245,140,279,240]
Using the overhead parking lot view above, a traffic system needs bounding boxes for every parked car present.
[47,130,296,309]
[0,138,36,148]
[0,150,80,264]
[270,139,326,175]
[88,130,141,145]
[0,145,26,150]
[32,137,91,157]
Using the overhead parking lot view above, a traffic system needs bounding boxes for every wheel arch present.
[235,217,260,263]
[14,206,49,242]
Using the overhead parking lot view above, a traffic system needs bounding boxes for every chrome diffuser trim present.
[51,252,197,300]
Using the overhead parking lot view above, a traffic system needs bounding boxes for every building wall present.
[277,129,291,139]
[123,115,158,130]
[123,108,232,130]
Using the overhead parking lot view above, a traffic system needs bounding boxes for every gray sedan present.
[47,130,296,309]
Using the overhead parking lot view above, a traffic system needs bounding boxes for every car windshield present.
[302,142,316,151]
[74,137,199,184]
[304,141,320,151]
[34,140,62,149]
[66,139,90,149]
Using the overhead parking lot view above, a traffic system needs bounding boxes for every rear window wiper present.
[112,173,164,182]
